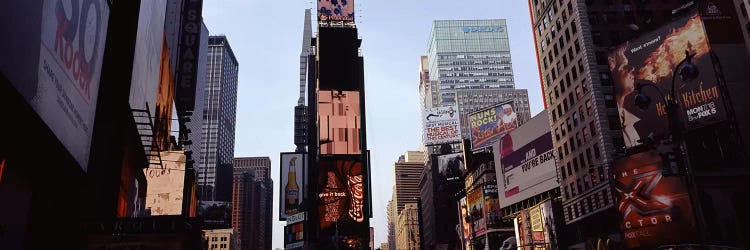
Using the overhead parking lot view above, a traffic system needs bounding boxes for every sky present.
[202,0,544,249]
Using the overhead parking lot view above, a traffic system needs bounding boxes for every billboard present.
[609,13,726,149]
[285,213,305,249]
[458,196,472,245]
[280,153,306,221]
[317,0,355,22]
[437,153,465,183]
[514,200,557,250]
[144,151,186,216]
[495,110,556,208]
[423,105,462,145]
[483,183,502,228]
[317,156,368,249]
[613,151,696,248]
[469,101,518,150]
[198,201,232,229]
[16,0,110,172]
[318,90,361,155]
[466,187,486,236]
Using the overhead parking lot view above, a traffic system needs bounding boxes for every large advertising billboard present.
[423,105,462,145]
[319,90,361,155]
[317,155,368,249]
[280,153,306,221]
[317,0,355,22]
[144,151,186,216]
[23,0,110,172]
[494,110,556,208]
[466,187,486,236]
[483,183,502,229]
[613,151,696,248]
[437,153,465,183]
[285,213,305,249]
[514,200,557,250]
[609,13,726,149]
[469,101,518,150]
[458,197,472,247]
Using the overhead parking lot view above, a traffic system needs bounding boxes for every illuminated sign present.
[462,26,504,33]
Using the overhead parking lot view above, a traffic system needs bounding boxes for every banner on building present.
[144,151,186,216]
[495,110,556,208]
[175,0,204,114]
[437,153,465,183]
[317,0,355,22]
[458,196,472,244]
[466,187,486,236]
[423,105,462,145]
[317,155,369,249]
[609,13,726,149]
[23,0,110,172]
[468,100,518,150]
[280,153,307,221]
[318,90,362,155]
[285,213,305,250]
[513,200,557,250]
[483,183,501,228]
[613,151,696,248]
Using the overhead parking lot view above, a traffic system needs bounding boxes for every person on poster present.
[497,104,517,157]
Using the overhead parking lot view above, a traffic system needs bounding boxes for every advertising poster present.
[280,153,306,221]
[318,90,361,155]
[458,197,473,246]
[423,105,462,145]
[494,110,557,208]
[613,151,696,248]
[285,213,305,249]
[466,187,486,236]
[437,153,465,183]
[317,156,368,249]
[144,151,186,216]
[483,183,501,228]
[34,0,110,171]
[469,101,518,150]
[198,201,232,228]
[317,0,355,22]
[608,13,726,149]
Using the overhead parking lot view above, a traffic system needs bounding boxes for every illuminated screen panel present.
[317,155,368,249]
[318,90,361,155]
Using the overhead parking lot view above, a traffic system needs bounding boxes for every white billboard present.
[34,0,110,171]
[423,105,462,145]
[493,110,557,208]
[280,153,306,221]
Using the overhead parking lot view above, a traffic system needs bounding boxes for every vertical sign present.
[466,188,486,236]
[35,0,109,171]
[280,153,306,221]
[175,0,203,113]
[317,156,368,248]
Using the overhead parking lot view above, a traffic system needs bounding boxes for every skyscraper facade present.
[395,203,421,250]
[199,35,239,202]
[425,19,531,139]
[184,22,209,170]
[233,157,271,181]
[232,165,273,250]
[528,0,684,246]
[295,9,313,153]
[393,151,426,214]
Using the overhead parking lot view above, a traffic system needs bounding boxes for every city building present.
[203,228,237,250]
[527,0,691,247]
[232,167,273,250]
[199,35,240,202]
[233,157,271,181]
[393,151,426,214]
[424,19,532,139]
[183,22,210,172]
[295,9,313,153]
[396,203,421,250]
[379,242,389,250]
[386,197,397,250]
[417,160,436,249]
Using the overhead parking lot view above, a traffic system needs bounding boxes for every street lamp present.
[632,50,707,248]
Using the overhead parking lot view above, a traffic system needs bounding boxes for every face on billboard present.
[613,151,695,248]
[423,105,462,145]
[609,13,725,149]
[469,101,518,150]
[437,153,465,182]
[458,197,472,241]
[318,90,361,155]
[281,153,306,220]
[318,0,354,22]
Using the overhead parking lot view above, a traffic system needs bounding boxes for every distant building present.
[423,19,532,139]
[233,157,271,181]
[232,161,273,250]
[199,35,239,202]
[203,228,237,250]
[386,197,397,250]
[396,203,420,250]
[393,151,426,214]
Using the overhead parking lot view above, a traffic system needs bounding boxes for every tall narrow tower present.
[295,9,313,153]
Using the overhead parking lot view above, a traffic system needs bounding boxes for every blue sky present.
[202,0,544,248]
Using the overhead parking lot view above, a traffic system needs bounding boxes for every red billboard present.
[609,13,726,149]
[317,156,368,249]
[613,151,696,248]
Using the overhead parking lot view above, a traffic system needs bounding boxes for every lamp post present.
[632,50,707,248]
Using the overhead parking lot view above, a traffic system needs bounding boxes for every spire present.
[298,9,313,105]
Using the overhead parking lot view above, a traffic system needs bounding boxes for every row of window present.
[564,188,611,222]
